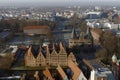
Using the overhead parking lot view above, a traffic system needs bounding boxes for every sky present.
[0,0,120,7]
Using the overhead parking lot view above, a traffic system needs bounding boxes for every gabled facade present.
[50,44,58,66]
[68,52,76,62]
[58,42,68,66]
[46,45,51,66]
[25,42,76,67]
[36,51,46,66]
[25,46,36,67]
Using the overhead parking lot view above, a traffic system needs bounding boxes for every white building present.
[90,68,115,80]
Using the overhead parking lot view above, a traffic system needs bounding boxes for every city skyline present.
[0,0,120,7]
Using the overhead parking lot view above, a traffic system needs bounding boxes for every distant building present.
[69,27,93,48]
[25,42,76,67]
[85,11,102,21]
[23,26,50,35]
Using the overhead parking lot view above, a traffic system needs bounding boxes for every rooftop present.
[68,60,81,80]
[56,65,68,80]
[43,68,54,80]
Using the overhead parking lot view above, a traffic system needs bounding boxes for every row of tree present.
[96,30,120,64]
[0,19,58,32]
[65,13,87,31]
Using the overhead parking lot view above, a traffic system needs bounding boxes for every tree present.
[116,37,120,58]
[0,19,58,33]
[97,30,118,64]
[95,48,107,60]
[100,31,117,54]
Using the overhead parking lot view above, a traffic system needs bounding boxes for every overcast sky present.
[0,0,119,7]
[0,0,119,3]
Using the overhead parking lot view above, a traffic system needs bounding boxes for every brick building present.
[69,27,93,48]
[25,42,76,67]
[23,26,50,35]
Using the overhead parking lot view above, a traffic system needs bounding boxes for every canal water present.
[7,32,71,46]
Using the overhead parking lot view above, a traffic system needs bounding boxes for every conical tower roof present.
[71,27,77,39]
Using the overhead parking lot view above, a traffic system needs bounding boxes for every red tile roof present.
[57,65,68,80]
[43,68,54,80]
[68,61,82,80]
[24,26,49,30]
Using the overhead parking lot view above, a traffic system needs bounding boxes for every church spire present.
[71,27,77,39]
[85,27,93,39]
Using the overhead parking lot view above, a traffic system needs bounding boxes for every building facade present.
[69,27,93,48]
[25,43,76,67]
[23,26,50,35]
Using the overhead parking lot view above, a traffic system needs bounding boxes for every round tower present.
[112,54,117,63]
